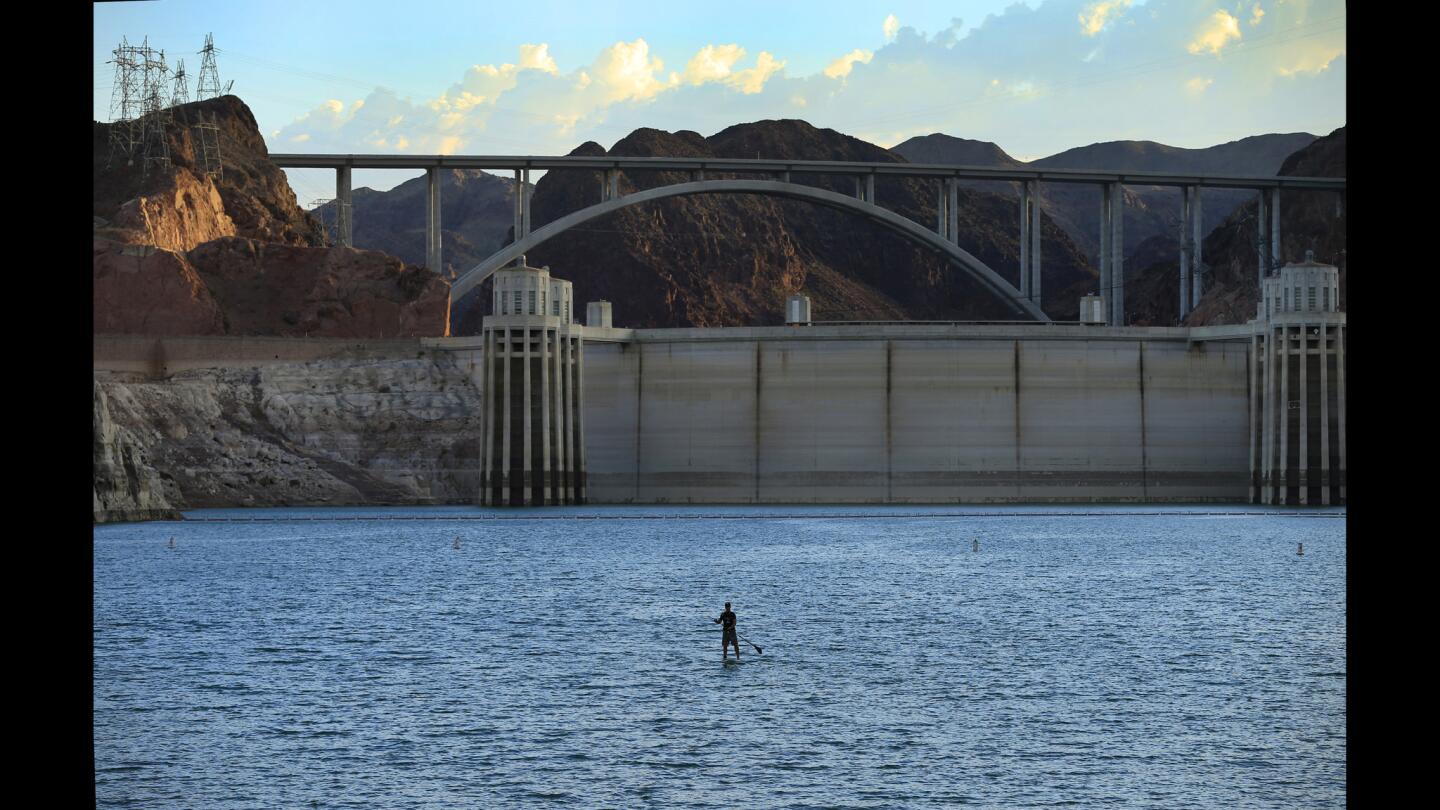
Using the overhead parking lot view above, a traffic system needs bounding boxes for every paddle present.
[704,619,764,655]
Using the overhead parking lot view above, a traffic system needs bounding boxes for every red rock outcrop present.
[186,237,451,338]
[93,237,227,336]
[100,168,237,254]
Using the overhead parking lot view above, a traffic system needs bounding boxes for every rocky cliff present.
[94,95,452,338]
[92,352,481,521]
[94,95,325,251]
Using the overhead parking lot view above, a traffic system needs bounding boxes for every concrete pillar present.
[600,171,610,201]
[1330,319,1342,498]
[1249,333,1259,503]
[1191,186,1204,309]
[521,169,532,238]
[1278,324,1289,504]
[1257,190,1269,282]
[575,333,586,503]
[608,169,619,201]
[1299,323,1308,504]
[513,170,524,266]
[522,327,532,505]
[1110,183,1124,325]
[1179,186,1192,319]
[865,174,875,205]
[541,326,551,505]
[1319,324,1330,501]
[937,181,947,237]
[1320,324,1330,505]
[1019,183,1031,299]
[1029,180,1042,306]
[501,328,512,502]
[1270,188,1282,268]
[781,170,791,183]
[559,332,570,502]
[947,178,959,245]
[481,328,493,505]
[1099,185,1110,324]
[1262,328,1274,504]
[695,168,704,181]
[426,166,441,271]
[335,166,353,247]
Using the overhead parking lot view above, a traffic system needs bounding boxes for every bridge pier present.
[946,178,958,245]
[1257,189,1269,284]
[936,181,948,238]
[1180,187,1191,319]
[1108,182,1125,325]
[1019,182,1030,300]
[1028,180,1041,308]
[426,167,441,272]
[1270,188,1282,269]
[334,165,353,247]
[1190,186,1203,314]
[865,174,875,205]
[1099,185,1110,324]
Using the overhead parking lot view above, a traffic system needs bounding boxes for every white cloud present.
[883,14,900,42]
[1185,76,1214,95]
[726,52,785,94]
[824,49,874,79]
[1188,10,1242,55]
[1250,4,1265,26]
[683,44,746,85]
[1079,0,1132,37]
[592,38,676,102]
[518,43,559,74]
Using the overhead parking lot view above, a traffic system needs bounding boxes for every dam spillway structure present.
[1250,251,1346,505]
[480,263,586,505]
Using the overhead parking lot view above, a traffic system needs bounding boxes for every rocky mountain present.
[892,132,1318,275]
[456,119,1097,331]
[94,95,451,337]
[885,134,1024,168]
[312,169,529,280]
[1123,127,1346,325]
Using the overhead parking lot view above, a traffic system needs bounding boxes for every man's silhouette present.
[714,602,739,660]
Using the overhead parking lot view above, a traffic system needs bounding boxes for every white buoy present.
[167,537,176,549]
[1297,542,1304,556]
[453,536,461,550]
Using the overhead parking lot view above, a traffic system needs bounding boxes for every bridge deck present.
[270,154,1346,191]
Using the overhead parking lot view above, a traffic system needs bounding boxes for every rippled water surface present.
[94,506,1345,808]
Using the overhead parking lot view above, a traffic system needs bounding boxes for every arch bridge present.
[271,153,1347,325]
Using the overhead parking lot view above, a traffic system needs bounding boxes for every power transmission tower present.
[106,37,144,166]
[195,33,224,100]
[193,111,223,178]
[170,58,190,107]
[139,44,172,175]
[310,198,334,244]
[190,33,225,178]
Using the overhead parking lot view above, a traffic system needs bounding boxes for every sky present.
[94,0,1346,199]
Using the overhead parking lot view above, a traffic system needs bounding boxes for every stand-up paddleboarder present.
[714,602,739,660]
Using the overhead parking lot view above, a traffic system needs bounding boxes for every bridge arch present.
[450,179,1049,322]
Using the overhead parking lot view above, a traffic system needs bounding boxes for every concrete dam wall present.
[582,326,1252,503]
[94,324,1257,514]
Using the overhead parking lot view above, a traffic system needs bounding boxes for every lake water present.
[94,506,1346,808]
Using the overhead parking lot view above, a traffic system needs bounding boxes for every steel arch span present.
[450,179,1049,322]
